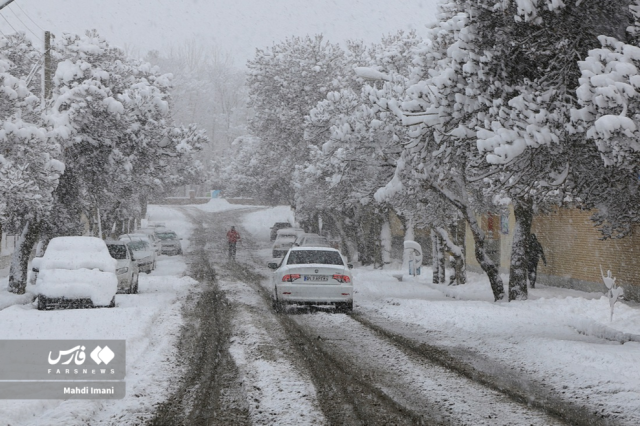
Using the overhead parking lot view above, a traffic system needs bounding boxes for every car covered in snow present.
[135,228,162,254]
[106,240,139,294]
[270,222,292,241]
[33,236,118,310]
[268,246,354,312]
[119,237,156,274]
[154,228,183,255]
[272,227,304,258]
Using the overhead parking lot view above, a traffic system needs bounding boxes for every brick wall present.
[532,208,640,298]
[466,206,640,300]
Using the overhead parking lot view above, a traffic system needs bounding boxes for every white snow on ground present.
[243,206,640,424]
[243,205,295,240]
[0,206,197,425]
[190,198,253,213]
[221,278,325,425]
[355,268,640,423]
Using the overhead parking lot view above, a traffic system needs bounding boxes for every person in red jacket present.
[227,226,241,260]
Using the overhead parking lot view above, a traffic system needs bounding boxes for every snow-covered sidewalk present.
[0,205,198,425]
[355,267,640,424]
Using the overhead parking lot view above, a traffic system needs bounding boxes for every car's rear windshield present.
[107,244,128,259]
[127,241,149,251]
[287,250,344,265]
[277,235,297,241]
[156,232,177,240]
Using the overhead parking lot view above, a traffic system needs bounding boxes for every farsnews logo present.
[48,345,86,365]
[48,345,115,366]
[90,346,115,365]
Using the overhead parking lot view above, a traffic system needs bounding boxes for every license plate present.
[304,275,328,282]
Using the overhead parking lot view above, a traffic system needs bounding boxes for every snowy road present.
[149,206,575,426]
[1,203,631,425]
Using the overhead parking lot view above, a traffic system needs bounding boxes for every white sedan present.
[268,247,353,312]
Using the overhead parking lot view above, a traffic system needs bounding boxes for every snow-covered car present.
[272,227,304,258]
[270,222,292,241]
[293,233,331,248]
[119,235,157,273]
[106,240,140,294]
[268,247,354,312]
[135,228,162,254]
[154,228,183,255]
[34,236,118,310]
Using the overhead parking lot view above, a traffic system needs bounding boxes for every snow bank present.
[242,206,296,240]
[191,198,253,213]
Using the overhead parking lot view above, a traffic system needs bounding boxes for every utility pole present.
[44,31,52,100]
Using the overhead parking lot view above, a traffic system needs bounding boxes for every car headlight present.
[116,267,128,275]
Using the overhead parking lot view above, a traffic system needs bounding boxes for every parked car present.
[268,247,354,312]
[155,228,183,255]
[106,240,140,294]
[119,234,157,273]
[293,233,331,248]
[135,228,162,254]
[34,236,118,310]
[270,222,292,241]
[272,228,304,258]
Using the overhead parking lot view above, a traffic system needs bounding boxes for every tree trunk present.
[431,229,445,283]
[454,222,466,285]
[508,199,533,301]
[437,234,445,283]
[140,194,149,221]
[380,218,391,265]
[8,221,40,294]
[466,212,505,301]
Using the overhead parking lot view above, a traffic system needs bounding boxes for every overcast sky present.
[3,0,439,66]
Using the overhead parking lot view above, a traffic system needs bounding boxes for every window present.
[287,250,344,265]
[127,241,149,251]
[156,232,177,240]
[107,244,128,259]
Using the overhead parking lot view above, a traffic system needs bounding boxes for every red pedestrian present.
[227,226,241,260]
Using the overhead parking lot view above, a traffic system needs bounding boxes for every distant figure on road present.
[227,226,241,260]
[527,233,547,288]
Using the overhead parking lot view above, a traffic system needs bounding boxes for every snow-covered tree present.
[0,34,64,293]
[48,31,206,236]
[243,35,350,205]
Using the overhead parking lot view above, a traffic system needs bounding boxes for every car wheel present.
[272,297,285,313]
[37,295,47,311]
[336,302,353,313]
[132,275,139,294]
[108,296,116,308]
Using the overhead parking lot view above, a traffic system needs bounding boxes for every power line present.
[12,1,43,32]
[0,11,18,34]
[7,4,42,41]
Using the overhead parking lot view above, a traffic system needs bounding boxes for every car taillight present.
[332,274,351,283]
[282,274,301,282]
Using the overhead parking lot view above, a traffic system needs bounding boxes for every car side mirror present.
[268,262,279,270]
[348,264,353,269]
[32,267,39,273]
